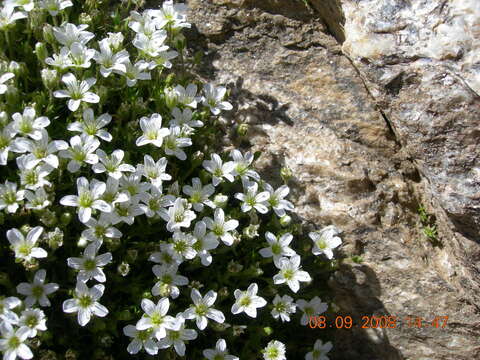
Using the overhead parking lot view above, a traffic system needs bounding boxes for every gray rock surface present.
[182,0,480,358]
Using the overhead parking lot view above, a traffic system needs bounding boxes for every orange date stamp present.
[307,315,449,329]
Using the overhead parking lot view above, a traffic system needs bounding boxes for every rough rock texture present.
[183,1,480,359]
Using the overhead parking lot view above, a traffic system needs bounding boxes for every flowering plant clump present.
[0,0,342,359]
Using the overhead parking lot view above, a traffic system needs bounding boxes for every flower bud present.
[35,42,49,63]
[232,325,247,336]
[192,150,204,162]
[213,194,228,208]
[41,69,59,90]
[43,24,55,45]
[227,260,243,273]
[105,237,121,251]
[0,111,8,127]
[20,224,32,235]
[60,211,72,226]
[117,262,130,277]
[279,214,292,227]
[218,286,229,298]
[5,86,20,106]
[106,32,124,52]
[78,13,93,26]
[237,123,249,137]
[39,209,57,227]
[167,181,180,196]
[242,224,259,239]
[8,61,22,77]
[280,166,293,182]
[164,87,178,110]
[77,236,88,248]
[189,280,204,290]
[47,227,64,249]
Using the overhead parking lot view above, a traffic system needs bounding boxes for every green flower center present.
[190,192,201,203]
[83,258,97,271]
[8,335,20,349]
[26,315,39,327]
[312,349,321,358]
[137,329,152,342]
[78,295,93,308]
[32,285,44,298]
[316,239,327,250]
[34,148,47,159]
[195,304,208,316]
[213,225,224,236]
[19,119,33,134]
[173,240,187,253]
[146,130,157,140]
[24,170,38,185]
[3,190,17,204]
[274,302,286,313]
[169,330,180,340]
[72,148,86,162]
[267,348,279,358]
[239,296,251,307]
[161,274,172,284]
[18,243,32,256]
[271,243,282,255]
[174,212,184,223]
[79,192,93,207]
[94,225,106,238]
[0,135,10,149]
[282,269,294,280]
[150,313,164,326]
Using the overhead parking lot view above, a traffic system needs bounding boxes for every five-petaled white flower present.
[11,106,50,140]
[93,38,129,77]
[60,177,112,223]
[273,254,311,293]
[137,155,171,188]
[191,220,219,266]
[39,0,73,16]
[138,185,175,218]
[115,59,151,87]
[0,72,14,94]
[202,153,235,187]
[271,294,296,322]
[263,183,294,217]
[235,180,270,214]
[136,113,170,147]
[53,23,94,48]
[262,340,286,360]
[202,83,233,115]
[67,108,112,142]
[203,208,239,246]
[93,149,135,179]
[231,283,267,318]
[151,263,188,299]
[171,231,197,260]
[183,289,225,330]
[18,308,47,338]
[136,298,176,341]
[305,339,333,360]
[24,187,51,210]
[62,281,108,326]
[170,107,203,128]
[0,181,25,213]
[259,232,296,267]
[0,322,33,360]
[182,177,215,212]
[67,241,112,282]
[0,297,21,325]
[158,313,197,356]
[123,325,158,355]
[230,149,260,182]
[203,339,239,360]
[296,297,328,326]
[58,134,100,173]
[81,213,122,242]
[53,73,99,112]
[309,225,342,260]
[163,125,192,161]
[16,269,59,307]
[160,197,196,232]
[0,6,27,31]
[7,226,48,262]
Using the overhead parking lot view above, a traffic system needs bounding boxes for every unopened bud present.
[237,123,249,137]
[35,42,49,63]
[279,214,292,227]
[213,194,228,208]
[280,166,293,182]
[47,227,64,249]
[117,262,130,277]
[164,87,178,110]
[43,24,55,44]
[242,224,259,239]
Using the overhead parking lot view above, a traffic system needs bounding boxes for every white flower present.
[0,181,24,213]
[191,221,219,266]
[133,30,169,57]
[45,47,73,69]
[259,232,296,267]
[0,72,14,94]
[59,134,100,173]
[147,49,178,69]
[0,6,27,31]
[264,183,294,217]
[81,213,122,242]
[309,225,342,260]
[12,129,68,169]
[136,113,170,147]
[171,231,197,260]
[0,297,21,325]
[231,283,267,318]
[53,23,94,48]
[203,83,233,115]
[183,289,225,330]
[296,297,328,326]
[128,10,158,36]
[151,263,188,299]
[19,308,47,338]
[0,124,16,165]
[7,226,47,262]
[62,281,108,326]
[136,298,176,340]
[0,323,33,360]
[119,171,150,201]
[203,339,239,360]
[67,241,112,282]
[60,177,112,223]
[53,73,99,112]
[160,197,196,232]
[93,39,129,77]
[305,339,333,360]
[138,185,175,217]
[16,156,53,190]
[24,187,51,210]
[235,181,270,214]
[153,0,190,30]
[105,32,124,50]
[271,294,296,322]
[108,197,143,225]
[170,107,203,128]
[137,155,171,188]
[11,107,50,140]
[273,255,311,293]
[114,59,151,87]
[262,340,286,360]
[69,42,95,69]
[182,177,215,212]
[158,313,197,356]
[203,208,239,246]
[93,149,135,179]
[172,84,200,108]
[67,108,112,142]
[123,325,158,355]
[101,177,130,206]
[39,0,73,16]
[163,125,192,161]
[5,0,35,12]
[16,269,59,307]
[150,242,183,266]
[230,150,260,181]
[202,153,235,186]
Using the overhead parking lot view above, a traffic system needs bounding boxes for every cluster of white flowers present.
[0,0,342,359]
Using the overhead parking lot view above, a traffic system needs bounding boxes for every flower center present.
[274,302,286,313]
[18,243,32,256]
[19,119,33,134]
[239,296,251,307]
[79,192,93,207]
[24,170,38,185]
[267,348,279,358]
[8,335,20,349]
[195,304,208,316]
[150,313,164,326]
[0,135,10,149]
[83,258,97,271]
[32,285,44,298]
[3,190,17,204]
[78,295,93,308]
[26,315,39,327]
[282,269,294,280]
[316,239,327,250]
[174,212,184,223]
[271,243,282,255]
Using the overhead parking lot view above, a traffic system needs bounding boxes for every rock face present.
[183,0,480,359]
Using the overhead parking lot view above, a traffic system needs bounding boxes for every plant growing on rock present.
[0,1,342,358]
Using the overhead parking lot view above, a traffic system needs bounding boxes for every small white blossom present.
[151,262,188,299]
[7,226,47,262]
[171,84,200,108]
[136,113,170,147]
[67,241,112,282]
[202,153,235,186]
[123,325,158,355]
[138,185,175,218]
[273,255,311,293]
[271,294,296,322]
[264,183,294,217]
[0,297,21,325]
[45,47,73,69]
[203,83,233,115]
[133,30,169,57]
[191,221,219,266]
[0,72,15,94]
[182,177,215,212]
[0,6,27,30]
[158,313,197,356]
[230,150,260,181]
[67,108,112,142]
[0,323,33,360]
[305,339,333,360]
[11,107,50,140]
[16,269,59,307]
[69,42,95,69]
[137,155,171,188]
[170,107,203,128]
[262,340,286,360]
[53,73,99,112]
[53,23,94,48]
[24,187,51,210]
[136,298,176,340]
[62,281,108,326]
[93,149,135,179]
[19,308,47,338]
[259,232,296,267]
[39,0,73,16]
[81,213,122,242]
[309,225,342,260]
[235,180,270,214]
[16,156,53,190]
[108,197,143,225]
[0,181,24,213]
[160,197,196,232]
[153,0,190,30]
[93,38,129,77]
[115,59,151,87]
[59,134,100,173]
[101,177,130,206]
[203,339,239,360]
[119,171,150,201]
[171,231,197,260]
[0,124,16,165]
[60,177,112,223]
[163,125,192,161]
[203,208,239,246]
[183,289,225,330]
[231,283,267,318]
[296,297,328,326]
